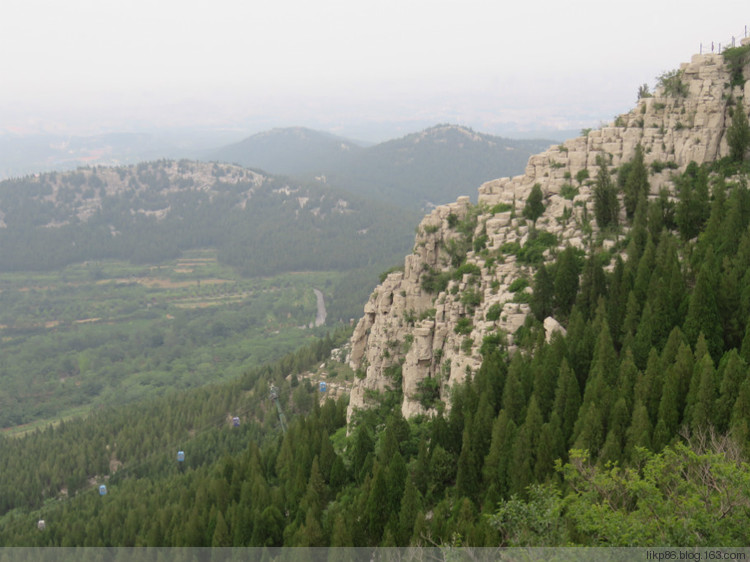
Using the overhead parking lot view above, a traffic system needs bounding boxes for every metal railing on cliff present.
[699,25,749,54]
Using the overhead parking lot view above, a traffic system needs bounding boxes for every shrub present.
[500,241,521,255]
[575,168,589,185]
[517,230,557,265]
[473,233,488,252]
[416,377,440,409]
[485,303,502,322]
[512,291,531,304]
[455,317,473,335]
[480,332,505,356]
[453,262,481,280]
[523,184,545,224]
[384,363,402,384]
[560,183,579,200]
[461,288,482,312]
[650,160,679,173]
[508,278,529,293]
[379,265,404,283]
[656,69,687,97]
[419,308,436,321]
[722,44,750,87]
[491,202,513,214]
[421,268,451,294]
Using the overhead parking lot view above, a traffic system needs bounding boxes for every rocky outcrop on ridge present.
[347,41,750,423]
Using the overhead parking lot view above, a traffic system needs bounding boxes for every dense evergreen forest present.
[2,147,750,546]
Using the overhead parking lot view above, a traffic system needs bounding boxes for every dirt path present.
[313,289,327,327]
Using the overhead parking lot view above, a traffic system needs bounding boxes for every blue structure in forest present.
[99,485,107,496]
[232,416,240,427]
[319,381,327,393]
[177,450,185,462]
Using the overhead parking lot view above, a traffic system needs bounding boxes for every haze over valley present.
[2,0,750,550]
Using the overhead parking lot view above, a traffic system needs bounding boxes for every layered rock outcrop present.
[347,41,750,423]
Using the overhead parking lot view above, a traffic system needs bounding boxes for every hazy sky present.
[1,0,748,139]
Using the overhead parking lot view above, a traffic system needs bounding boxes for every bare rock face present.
[544,317,566,343]
[347,45,750,423]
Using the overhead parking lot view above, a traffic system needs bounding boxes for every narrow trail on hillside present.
[313,289,327,327]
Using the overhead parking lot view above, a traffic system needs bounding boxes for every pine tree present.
[632,235,656,305]
[367,462,389,543]
[411,441,430,497]
[576,253,608,320]
[600,396,630,464]
[351,425,374,483]
[523,183,546,225]
[398,475,422,545]
[482,410,516,507]
[741,321,750,366]
[509,396,543,495]
[535,416,565,481]
[683,250,723,361]
[607,256,629,347]
[386,452,408,516]
[330,512,353,547]
[531,264,555,321]
[691,354,717,431]
[632,302,655,370]
[211,511,231,547]
[554,246,581,319]
[624,400,652,459]
[727,104,750,162]
[593,154,620,228]
[566,306,595,389]
[715,349,747,433]
[730,378,750,457]
[653,365,681,451]
[718,257,743,350]
[675,162,710,240]
[456,424,480,503]
[501,367,525,424]
[623,144,649,219]
[614,348,638,411]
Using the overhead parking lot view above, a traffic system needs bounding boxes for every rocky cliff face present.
[347,41,750,423]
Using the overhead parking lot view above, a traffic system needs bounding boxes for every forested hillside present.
[0,160,416,276]
[1,40,750,549]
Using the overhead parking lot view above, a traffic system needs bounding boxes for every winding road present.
[313,289,327,327]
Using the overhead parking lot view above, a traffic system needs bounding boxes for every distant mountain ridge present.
[209,127,366,176]
[211,124,556,209]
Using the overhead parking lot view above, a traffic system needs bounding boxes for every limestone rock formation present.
[347,40,750,423]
